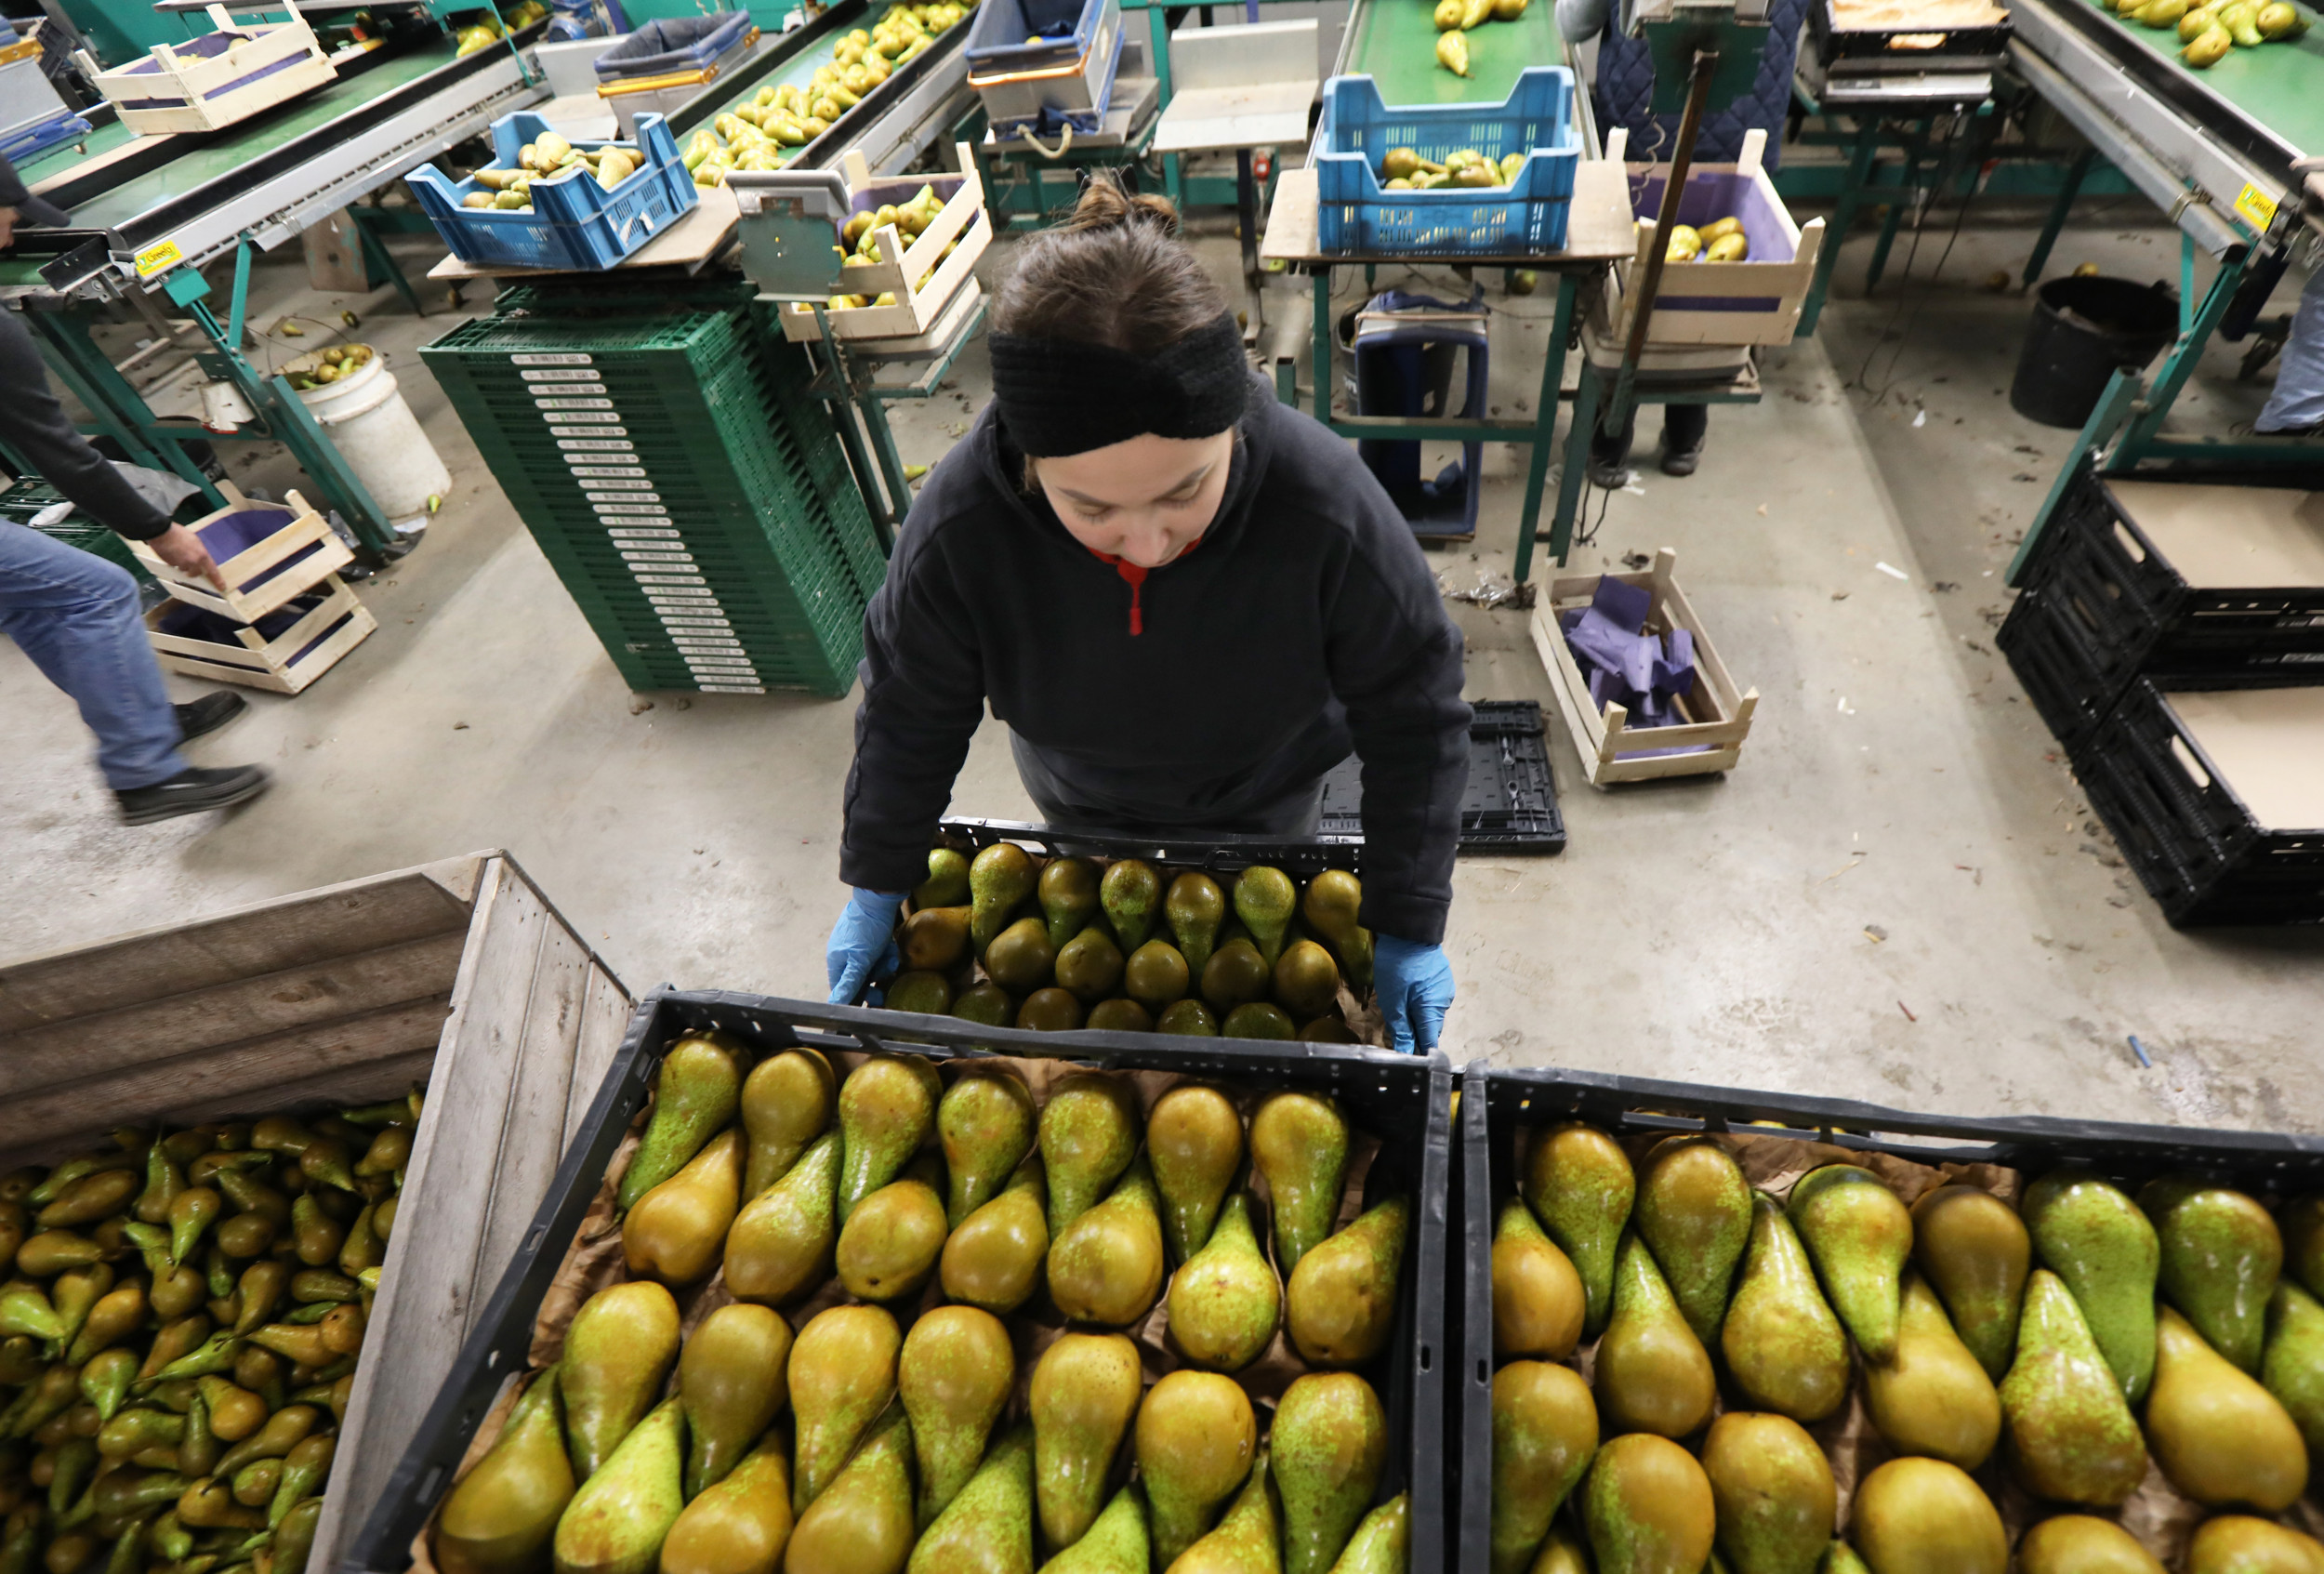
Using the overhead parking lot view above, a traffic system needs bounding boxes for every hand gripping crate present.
[1314,68,1581,257]
[345,988,1454,1574]
[0,853,629,1574]
[75,5,336,134]
[1604,126,1825,348]
[127,480,353,622]
[408,110,700,272]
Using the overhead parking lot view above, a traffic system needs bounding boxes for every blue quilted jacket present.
[1555,0,1806,167]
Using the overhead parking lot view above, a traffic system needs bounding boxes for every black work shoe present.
[175,693,248,742]
[116,764,272,826]
[1587,454,1632,489]
[1661,439,1705,478]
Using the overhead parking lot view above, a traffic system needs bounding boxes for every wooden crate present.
[0,853,631,1574]
[1604,128,1825,349]
[145,572,377,694]
[78,6,336,135]
[130,480,353,621]
[1530,546,1760,785]
[764,144,992,342]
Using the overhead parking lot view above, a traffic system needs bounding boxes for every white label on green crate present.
[624,553,696,565]
[677,638,743,650]
[610,528,681,540]
[554,426,627,438]
[549,413,622,425]
[513,353,592,365]
[522,367,601,379]
[539,398,613,410]
[560,439,634,452]
[701,684,765,694]
[598,505,668,517]
[586,483,655,494]
[637,574,707,587]
[574,466,647,478]
[662,615,730,628]
[647,586,715,598]
[537,385,608,397]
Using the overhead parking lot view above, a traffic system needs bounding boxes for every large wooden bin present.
[0,852,630,1574]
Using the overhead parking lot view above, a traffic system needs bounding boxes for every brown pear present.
[2015,1517,2165,1574]
[624,1128,745,1287]
[2146,1303,2307,1510]
[741,1050,836,1199]
[1030,1332,1143,1553]
[1136,1371,1257,1568]
[1580,1433,1713,1574]
[1147,1086,1245,1263]
[2186,1517,2324,1574]
[1488,1361,1597,1574]
[1493,1200,1584,1363]
[789,1305,903,1514]
[1860,1273,2000,1471]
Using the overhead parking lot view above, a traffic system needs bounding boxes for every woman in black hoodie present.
[827,174,1469,1053]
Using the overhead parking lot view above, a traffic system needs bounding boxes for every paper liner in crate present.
[129,480,352,621]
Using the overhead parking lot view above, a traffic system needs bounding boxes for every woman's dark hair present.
[990,171,1230,353]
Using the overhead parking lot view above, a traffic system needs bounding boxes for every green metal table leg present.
[2021,147,2093,286]
[1511,273,1578,584]
[2115,254,2244,464]
[1545,365,1600,572]
[2009,366,2136,585]
[1795,117,1880,337]
[1864,120,1929,293]
[1312,268,1333,423]
[860,394,915,534]
[22,310,222,503]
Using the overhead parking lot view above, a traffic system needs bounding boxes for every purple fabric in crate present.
[1562,576,1697,730]
[191,506,324,592]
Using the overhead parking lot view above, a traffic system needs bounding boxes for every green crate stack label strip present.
[422,303,886,696]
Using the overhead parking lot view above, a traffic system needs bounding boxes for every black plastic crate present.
[346,990,1453,1574]
[1319,700,1565,853]
[2069,676,2324,927]
[938,815,1364,879]
[1997,580,2121,754]
[1807,0,2011,64]
[1455,1060,2324,1574]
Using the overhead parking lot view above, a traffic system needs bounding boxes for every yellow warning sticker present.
[2234,183,2279,232]
[133,239,184,278]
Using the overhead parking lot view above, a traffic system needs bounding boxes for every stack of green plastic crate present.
[0,479,156,586]
[422,293,884,696]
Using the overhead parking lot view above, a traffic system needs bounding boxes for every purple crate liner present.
[115,46,311,107]
[1628,169,1796,311]
[192,505,325,592]
[158,589,349,664]
[1562,577,1709,757]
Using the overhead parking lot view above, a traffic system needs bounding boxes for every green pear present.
[1166,1193,1281,1371]
[1996,1269,2146,1506]
[1632,1136,1750,1346]
[1819,1544,1870,1574]
[918,848,972,908]
[837,1169,948,1304]
[942,1157,1050,1316]
[625,1127,745,1287]
[1287,1197,1407,1368]
[1166,874,1228,983]
[1525,1526,1588,1574]
[659,1436,793,1574]
[1148,1086,1244,1263]
[619,1033,745,1210]
[1166,1455,1274,1574]
[2015,1515,2166,1574]
[1487,1361,1597,1574]
[970,842,1037,953]
[838,1055,941,1224]
[2282,1195,2324,1301]
[1039,1075,1141,1237]
[723,1130,841,1305]
[680,1303,792,1498]
[1702,1413,1833,1574]
[740,1049,835,1199]
[1522,1123,1633,1340]
[1721,1194,1849,1426]
[789,1304,903,1514]
[1271,1373,1385,1574]
[940,1072,1037,1229]
[552,1396,684,1574]
[1299,870,1372,992]
[1040,858,1102,952]
[1786,1165,1910,1363]
[1030,1332,1143,1553]
[1049,1155,1166,1328]
[907,1420,1035,1574]
[785,1409,917,1574]
[1231,868,1296,968]
[900,1305,1016,1528]
[2142,1174,2281,1375]
[1493,1200,1584,1363]
[1249,1093,1350,1275]
[1580,1433,1714,1574]
[2022,1167,2159,1405]
[1594,1233,1714,1439]
[2147,1303,2307,1509]
[1136,1371,1257,1567]
[1039,1488,1149,1574]
[1860,1273,1999,1471]
[2265,1279,2324,1456]
[1908,1184,2028,1381]
[559,1281,680,1480]
[1326,1497,1406,1574]
[434,1368,575,1574]
[2185,1516,2324,1574]
[1845,1458,2003,1574]
[1102,860,1164,952]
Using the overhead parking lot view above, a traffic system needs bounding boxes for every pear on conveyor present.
[1231,868,1296,968]
[2142,1173,2281,1375]
[1327,1497,1406,1574]
[1845,1458,2004,1574]
[2022,1167,2159,1405]
[2014,1517,2165,1574]
[624,1127,744,1287]
[1167,1453,1275,1574]
[906,1420,1035,1574]
[1492,1198,1584,1362]
[1166,874,1227,982]
[1048,1155,1166,1328]
[1701,1412,1833,1574]
[1860,1272,2000,1471]
[1039,857,1102,951]
[1102,859,1163,952]
[1039,1488,1148,1574]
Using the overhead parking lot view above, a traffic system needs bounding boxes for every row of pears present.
[435,1032,1418,1574]
[0,1091,422,1574]
[881,844,1376,1043]
[1489,1123,2324,1574]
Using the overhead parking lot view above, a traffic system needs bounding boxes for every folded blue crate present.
[1314,68,1581,257]
[408,110,698,271]
[593,12,751,78]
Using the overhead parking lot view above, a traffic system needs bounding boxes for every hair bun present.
[1062,171,1180,235]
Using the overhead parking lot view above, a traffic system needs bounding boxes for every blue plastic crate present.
[408,110,698,271]
[1314,68,1580,256]
[963,0,1103,74]
[963,0,1121,134]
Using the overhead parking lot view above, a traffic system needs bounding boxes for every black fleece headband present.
[987,312,1248,456]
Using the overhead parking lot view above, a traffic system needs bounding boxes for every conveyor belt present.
[1335,0,1572,107]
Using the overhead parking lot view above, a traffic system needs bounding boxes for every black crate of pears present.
[1455,1062,2324,1574]
[879,824,1379,1043]
[353,990,1452,1574]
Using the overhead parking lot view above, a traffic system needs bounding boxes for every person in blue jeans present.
[1,155,272,824]
[2258,266,2324,437]
[1559,0,1806,481]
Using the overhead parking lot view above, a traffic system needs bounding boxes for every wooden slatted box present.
[0,853,631,1574]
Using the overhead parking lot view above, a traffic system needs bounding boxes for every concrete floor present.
[5,198,2318,1133]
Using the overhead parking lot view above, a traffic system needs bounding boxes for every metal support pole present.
[1864,117,1929,293]
[1796,115,1879,337]
[1512,271,1578,584]
[2179,231,2195,340]
[1602,49,1717,451]
[1311,267,1333,423]
[2021,146,2093,286]
[227,236,253,352]
[1235,147,1263,337]
[2115,250,2247,464]
[20,307,220,502]
[1546,364,1602,570]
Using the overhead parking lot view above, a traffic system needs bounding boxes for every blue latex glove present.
[1373,934,1454,1054]
[827,889,907,1005]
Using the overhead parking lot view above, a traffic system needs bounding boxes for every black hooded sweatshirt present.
[839,371,1472,946]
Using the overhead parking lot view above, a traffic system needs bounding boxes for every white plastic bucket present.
[291,349,453,529]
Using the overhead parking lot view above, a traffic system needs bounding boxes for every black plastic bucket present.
[2009,275,2179,428]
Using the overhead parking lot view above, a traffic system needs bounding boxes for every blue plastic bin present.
[1314,68,1580,256]
[964,0,1103,75]
[408,111,698,271]
[1354,289,1489,540]
[592,12,750,78]
[963,0,1122,135]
